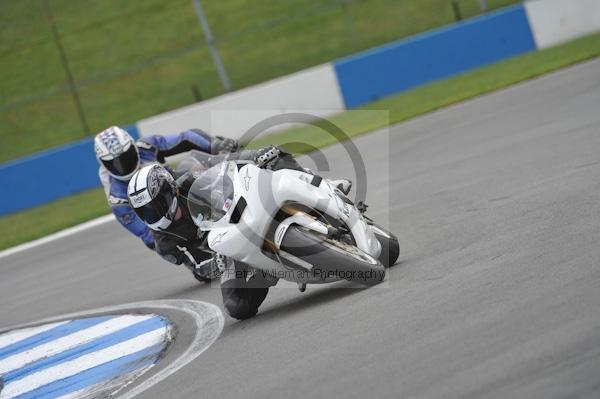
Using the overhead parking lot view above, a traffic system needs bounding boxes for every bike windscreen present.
[187,162,235,227]
[174,150,229,175]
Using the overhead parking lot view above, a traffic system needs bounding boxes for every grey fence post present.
[43,0,90,136]
[192,0,232,92]
[451,0,462,21]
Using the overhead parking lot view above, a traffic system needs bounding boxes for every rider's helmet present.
[94,126,140,180]
[127,164,178,230]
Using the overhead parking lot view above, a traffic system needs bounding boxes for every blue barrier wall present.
[1,4,540,217]
[333,5,536,108]
[0,125,138,215]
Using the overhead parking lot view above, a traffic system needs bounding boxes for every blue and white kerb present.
[0,314,171,399]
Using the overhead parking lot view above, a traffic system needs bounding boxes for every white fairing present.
[192,162,381,284]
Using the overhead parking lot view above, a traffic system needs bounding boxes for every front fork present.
[273,172,381,258]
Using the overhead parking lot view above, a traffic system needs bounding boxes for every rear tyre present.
[280,226,386,286]
[371,224,400,268]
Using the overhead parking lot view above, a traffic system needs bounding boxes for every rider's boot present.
[328,179,352,195]
[185,257,220,283]
[301,167,352,195]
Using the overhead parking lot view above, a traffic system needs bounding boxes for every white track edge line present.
[0,214,114,260]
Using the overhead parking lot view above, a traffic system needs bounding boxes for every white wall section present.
[136,63,345,141]
[525,0,600,49]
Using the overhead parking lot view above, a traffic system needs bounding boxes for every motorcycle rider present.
[94,125,239,279]
[127,147,352,319]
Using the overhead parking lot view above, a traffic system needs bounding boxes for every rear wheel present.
[280,226,386,285]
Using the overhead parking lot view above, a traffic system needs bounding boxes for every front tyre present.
[371,224,400,268]
[280,226,386,286]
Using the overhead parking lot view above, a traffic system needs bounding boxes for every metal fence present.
[0,0,520,163]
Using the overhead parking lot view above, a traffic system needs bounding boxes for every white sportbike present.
[186,155,399,287]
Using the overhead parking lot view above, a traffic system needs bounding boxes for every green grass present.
[2,32,599,251]
[0,188,110,250]
[0,0,518,163]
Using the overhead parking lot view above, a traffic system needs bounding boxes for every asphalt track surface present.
[2,58,600,399]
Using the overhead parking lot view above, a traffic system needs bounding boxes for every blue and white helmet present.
[94,126,140,180]
[128,164,178,231]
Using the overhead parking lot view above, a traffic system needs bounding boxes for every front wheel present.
[371,224,400,268]
[280,226,386,286]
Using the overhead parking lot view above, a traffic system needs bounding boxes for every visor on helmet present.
[133,182,177,229]
[146,197,178,230]
[101,144,139,178]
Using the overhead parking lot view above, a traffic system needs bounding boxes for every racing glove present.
[254,146,281,168]
[211,136,240,154]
